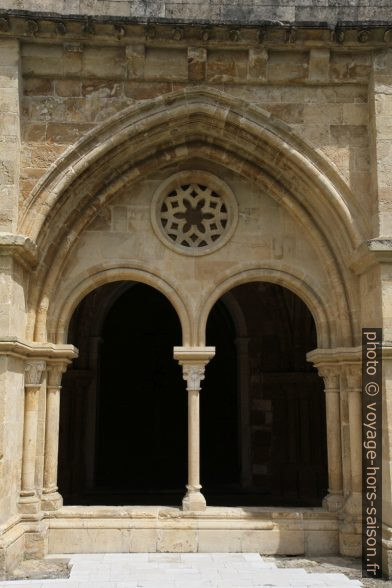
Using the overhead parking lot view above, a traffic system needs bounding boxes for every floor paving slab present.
[0,553,365,587]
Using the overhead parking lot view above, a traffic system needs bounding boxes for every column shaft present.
[42,362,67,510]
[21,386,40,495]
[43,386,60,493]
[188,388,200,489]
[325,387,343,495]
[348,380,362,494]
[308,361,344,511]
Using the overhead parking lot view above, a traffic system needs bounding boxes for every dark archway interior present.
[203,282,328,506]
[59,281,327,507]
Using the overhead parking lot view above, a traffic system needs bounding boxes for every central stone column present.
[174,346,215,511]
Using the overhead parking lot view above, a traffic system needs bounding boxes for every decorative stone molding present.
[0,338,78,361]
[1,11,391,47]
[151,171,238,256]
[182,364,205,392]
[25,360,46,388]
[0,16,10,32]
[47,361,68,389]
[26,19,38,36]
[173,346,216,366]
[358,29,370,43]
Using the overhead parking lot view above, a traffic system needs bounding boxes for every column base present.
[339,492,362,557]
[41,490,63,511]
[343,491,362,516]
[18,492,41,515]
[322,492,344,512]
[182,485,206,511]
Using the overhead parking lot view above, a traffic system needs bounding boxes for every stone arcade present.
[0,0,392,579]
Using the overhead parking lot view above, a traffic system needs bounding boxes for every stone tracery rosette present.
[151,171,238,256]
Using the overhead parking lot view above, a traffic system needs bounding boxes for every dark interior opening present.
[59,280,327,507]
[59,281,185,505]
[203,282,328,506]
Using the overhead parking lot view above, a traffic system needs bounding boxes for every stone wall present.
[0,0,391,24]
[19,42,372,237]
[1,3,392,578]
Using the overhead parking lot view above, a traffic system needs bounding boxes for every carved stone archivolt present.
[151,171,238,256]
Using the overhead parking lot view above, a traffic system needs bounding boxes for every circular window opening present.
[151,171,238,256]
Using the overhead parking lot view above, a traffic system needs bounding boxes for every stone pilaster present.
[340,362,362,557]
[174,346,215,512]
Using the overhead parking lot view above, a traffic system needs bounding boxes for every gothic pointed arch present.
[21,88,363,347]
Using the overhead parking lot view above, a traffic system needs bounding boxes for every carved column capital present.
[173,346,215,390]
[182,364,205,391]
[47,361,68,389]
[315,363,340,391]
[25,360,46,388]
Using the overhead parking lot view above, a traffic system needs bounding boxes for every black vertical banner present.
[362,328,382,578]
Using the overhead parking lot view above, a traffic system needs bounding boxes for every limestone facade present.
[0,1,392,579]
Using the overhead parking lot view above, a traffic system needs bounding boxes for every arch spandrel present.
[22,88,363,348]
[47,166,346,350]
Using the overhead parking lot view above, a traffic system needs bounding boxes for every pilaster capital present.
[25,359,46,388]
[314,364,340,391]
[343,363,362,391]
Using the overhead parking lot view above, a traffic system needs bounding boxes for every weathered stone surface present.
[0,1,392,580]
[0,0,389,24]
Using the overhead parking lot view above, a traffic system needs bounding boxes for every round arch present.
[197,265,332,349]
[48,263,192,346]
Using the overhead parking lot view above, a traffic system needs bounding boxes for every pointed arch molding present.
[22,88,362,345]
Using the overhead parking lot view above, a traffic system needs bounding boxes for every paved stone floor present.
[0,553,366,587]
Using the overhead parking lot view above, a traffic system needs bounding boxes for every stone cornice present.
[307,347,362,366]
[0,233,37,270]
[308,344,392,365]
[0,10,391,48]
[349,239,392,275]
[0,337,78,361]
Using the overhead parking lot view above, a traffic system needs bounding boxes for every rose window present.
[151,172,238,256]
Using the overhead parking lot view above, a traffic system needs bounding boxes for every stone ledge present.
[0,337,78,360]
[0,232,37,269]
[0,10,392,48]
